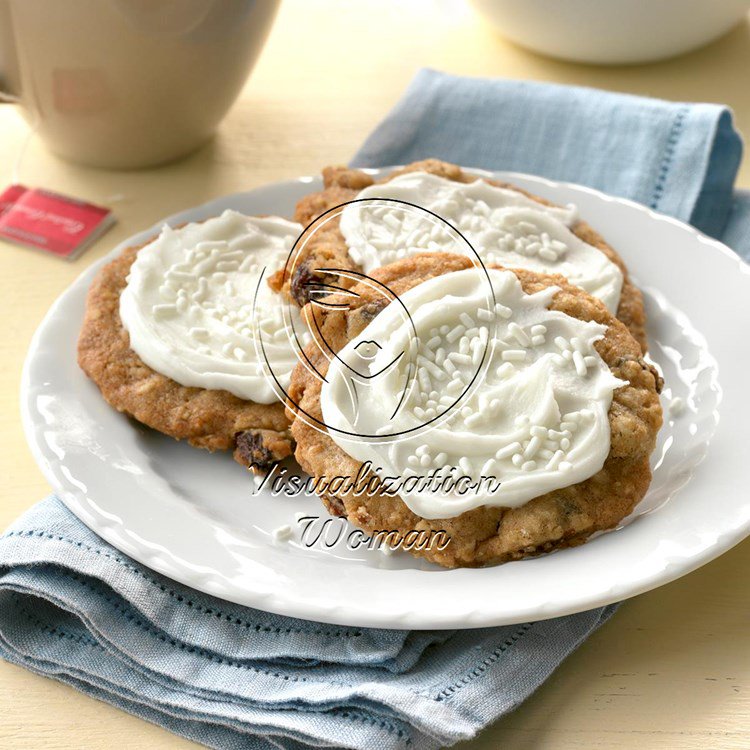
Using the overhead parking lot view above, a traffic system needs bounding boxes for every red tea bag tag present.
[0,185,115,260]
[0,184,26,218]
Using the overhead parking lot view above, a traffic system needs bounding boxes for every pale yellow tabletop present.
[2,2,750,748]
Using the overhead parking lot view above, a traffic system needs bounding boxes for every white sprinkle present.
[502,349,527,362]
[560,438,571,450]
[446,379,463,396]
[559,461,573,472]
[446,325,466,343]
[521,460,537,472]
[152,304,177,319]
[459,312,475,328]
[191,277,209,302]
[471,344,483,367]
[496,363,515,378]
[531,325,547,336]
[449,352,473,367]
[531,335,546,346]
[435,452,448,465]
[418,368,431,393]
[508,322,531,347]
[459,457,472,475]
[554,336,569,351]
[494,303,512,319]
[668,397,685,417]
[546,450,564,470]
[511,453,523,467]
[189,327,209,341]
[573,350,588,376]
[477,308,494,321]
[539,247,558,262]
[383,212,401,230]
[524,436,542,458]
[418,356,447,381]
[426,336,441,350]
[167,270,195,282]
[480,458,497,476]
[495,442,522,460]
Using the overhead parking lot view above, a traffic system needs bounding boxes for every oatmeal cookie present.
[78,238,293,468]
[286,253,662,568]
[270,159,648,351]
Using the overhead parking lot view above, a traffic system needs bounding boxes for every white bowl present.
[471,0,750,64]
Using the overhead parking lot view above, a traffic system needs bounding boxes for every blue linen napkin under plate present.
[0,70,745,749]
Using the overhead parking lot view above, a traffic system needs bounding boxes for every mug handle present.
[0,0,21,102]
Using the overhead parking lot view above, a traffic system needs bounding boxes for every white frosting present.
[120,210,304,404]
[320,268,626,519]
[339,171,623,313]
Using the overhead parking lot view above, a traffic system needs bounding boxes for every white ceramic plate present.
[21,169,750,629]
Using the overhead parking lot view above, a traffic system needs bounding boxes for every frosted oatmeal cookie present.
[270,159,648,351]
[78,210,305,469]
[286,253,663,568]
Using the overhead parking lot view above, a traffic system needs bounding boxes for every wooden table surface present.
[2,1,750,748]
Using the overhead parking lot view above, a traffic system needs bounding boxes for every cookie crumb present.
[271,524,293,543]
[668,396,685,417]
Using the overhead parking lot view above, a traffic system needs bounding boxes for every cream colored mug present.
[0,0,280,168]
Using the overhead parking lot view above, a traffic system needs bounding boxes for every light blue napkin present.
[352,69,743,240]
[1,70,745,749]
